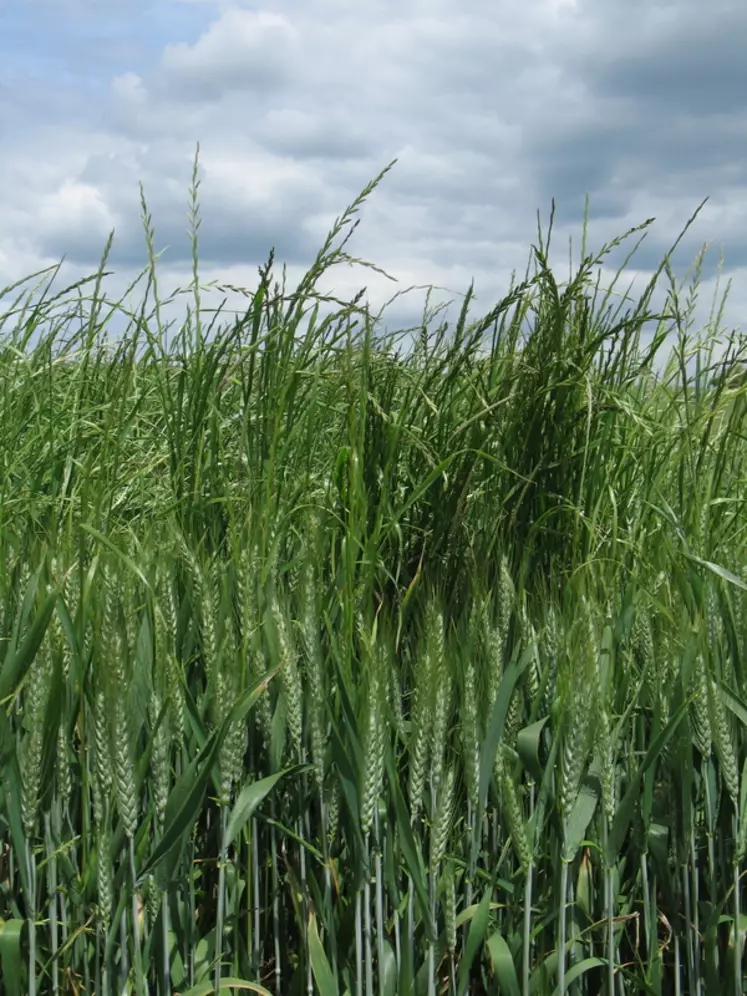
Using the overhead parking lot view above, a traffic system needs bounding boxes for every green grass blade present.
[487,930,521,996]
[0,919,24,996]
[226,765,308,848]
[308,910,339,996]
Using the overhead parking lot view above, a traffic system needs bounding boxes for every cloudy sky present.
[2,0,746,365]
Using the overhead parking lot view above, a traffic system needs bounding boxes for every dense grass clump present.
[0,150,746,995]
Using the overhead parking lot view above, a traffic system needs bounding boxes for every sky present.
[2,0,746,368]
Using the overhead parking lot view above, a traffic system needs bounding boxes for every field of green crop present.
[0,153,746,995]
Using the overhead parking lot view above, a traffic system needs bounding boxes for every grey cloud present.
[577,5,747,117]
[252,110,378,162]
[33,187,330,272]
[2,0,746,345]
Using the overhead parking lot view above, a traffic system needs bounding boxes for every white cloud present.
[111,72,148,106]
[160,9,300,98]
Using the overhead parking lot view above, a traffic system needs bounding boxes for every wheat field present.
[0,152,745,995]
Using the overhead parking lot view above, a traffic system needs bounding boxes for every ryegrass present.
[0,147,745,994]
